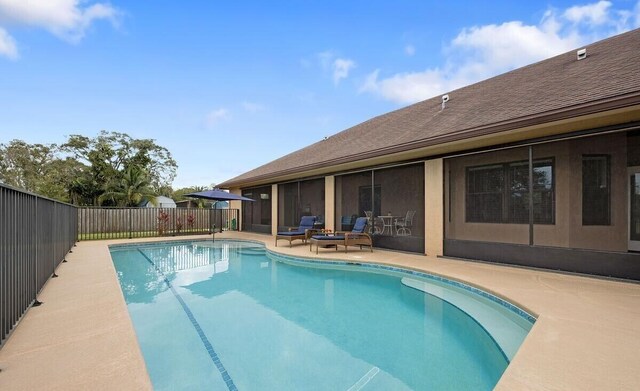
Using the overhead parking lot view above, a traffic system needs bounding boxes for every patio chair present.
[364,211,382,234]
[309,217,373,253]
[340,215,354,231]
[275,215,317,247]
[395,210,416,236]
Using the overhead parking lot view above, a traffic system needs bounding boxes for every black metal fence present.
[1,193,240,347]
[1,184,77,347]
[78,207,239,240]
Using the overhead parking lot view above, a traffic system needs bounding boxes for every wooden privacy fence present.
[0,183,77,347]
[78,207,239,240]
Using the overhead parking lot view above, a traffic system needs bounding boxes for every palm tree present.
[98,166,157,207]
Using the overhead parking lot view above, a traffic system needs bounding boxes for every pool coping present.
[1,232,639,390]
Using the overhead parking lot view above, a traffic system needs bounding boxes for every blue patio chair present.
[275,216,317,247]
[340,215,354,231]
[309,217,373,253]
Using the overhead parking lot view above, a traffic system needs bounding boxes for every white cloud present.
[361,1,639,104]
[242,101,265,113]
[205,108,230,128]
[0,0,120,58]
[564,0,612,25]
[0,26,17,59]
[316,51,356,85]
[405,44,416,56]
[332,58,355,84]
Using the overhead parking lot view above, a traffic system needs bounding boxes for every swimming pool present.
[109,240,535,390]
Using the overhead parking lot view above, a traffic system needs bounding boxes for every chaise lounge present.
[275,215,317,247]
[309,217,373,253]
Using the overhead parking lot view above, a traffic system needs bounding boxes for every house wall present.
[325,176,335,232]
[445,132,628,252]
[229,188,242,230]
[272,184,278,236]
[425,159,444,256]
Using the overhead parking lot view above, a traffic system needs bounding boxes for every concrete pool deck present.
[0,232,639,390]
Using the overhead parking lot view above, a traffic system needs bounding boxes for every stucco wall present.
[425,159,444,256]
[272,184,278,235]
[445,133,628,252]
[229,188,242,230]
[325,176,335,232]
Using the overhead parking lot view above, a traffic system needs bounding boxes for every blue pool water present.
[109,240,534,390]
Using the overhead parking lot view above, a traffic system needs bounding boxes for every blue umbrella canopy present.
[184,189,255,202]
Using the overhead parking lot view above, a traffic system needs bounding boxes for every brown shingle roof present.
[220,29,640,188]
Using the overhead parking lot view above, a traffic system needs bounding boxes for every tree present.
[0,140,80,201]
[99,166,157,207]
[62,130,177,196]
[1,132,179,205]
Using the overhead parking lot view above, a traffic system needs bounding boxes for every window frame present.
[465,158,555,225]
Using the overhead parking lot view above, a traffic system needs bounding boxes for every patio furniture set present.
[275,216,373,253]
[365,210,416,236]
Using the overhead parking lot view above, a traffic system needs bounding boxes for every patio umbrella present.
[184,189,255,202]
[184,189,254,241]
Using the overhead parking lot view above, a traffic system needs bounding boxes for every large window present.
[582,155,610,225]
[466,159,554,224]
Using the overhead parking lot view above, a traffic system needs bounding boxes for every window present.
[466,159,554,224]
[582,155,610,225]
[466,165,503,223]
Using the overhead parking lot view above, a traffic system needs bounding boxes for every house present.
[140,195,176,208]
[219,29,640,280]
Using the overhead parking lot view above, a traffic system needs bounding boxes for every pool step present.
[401,277,532,361]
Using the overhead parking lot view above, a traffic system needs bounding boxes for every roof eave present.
[218,92,640,189]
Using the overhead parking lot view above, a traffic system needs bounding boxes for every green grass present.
[78,228,213,241]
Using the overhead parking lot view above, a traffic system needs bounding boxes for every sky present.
[1,1,639,188]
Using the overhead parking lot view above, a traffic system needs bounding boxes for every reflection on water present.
[111,241,510,391]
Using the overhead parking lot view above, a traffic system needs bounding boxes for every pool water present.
[110,240,534,390]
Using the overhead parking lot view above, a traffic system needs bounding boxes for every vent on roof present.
[441,94,450,110]
[577,48,587,60]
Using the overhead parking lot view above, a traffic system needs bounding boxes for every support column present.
[425,159,444,256]
[271,184,278,236]
[229,188,242,231]
[324,176,335,232]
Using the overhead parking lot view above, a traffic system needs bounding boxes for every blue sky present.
[1,1,639,188]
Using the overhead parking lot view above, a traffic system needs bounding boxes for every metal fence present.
[78,207,239,240]
[1,184,77,347]
[1,194,239,347]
